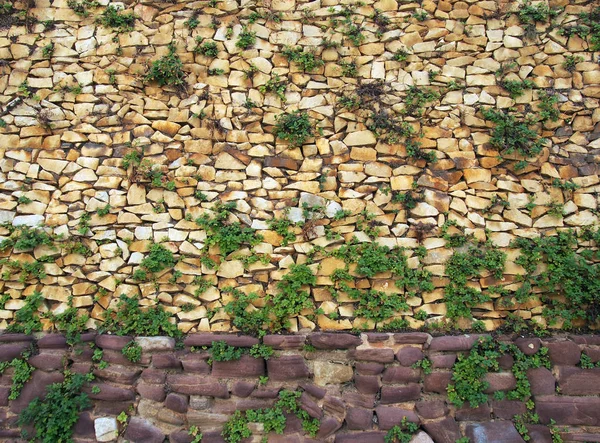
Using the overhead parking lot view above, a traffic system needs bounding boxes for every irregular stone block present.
[212,355,265,378]
[309,333,362,349]
[123,417,164,443]
[266,355,310,381]
[465,421,525,443]
[348,348,395,363]
[380,384,421,404]
[557,367,600,395]
[536,396,600,425]
[546,341,581,365]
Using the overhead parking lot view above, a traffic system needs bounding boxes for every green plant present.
[145,43,186,87]
[512,230,600,328]
[117,411,128,425]
[343,22,365,46]
[482,108,545,169]
[185,15,199,29]
[258,73,287,101]
[517,0,561,39]
[403,86,440,117]
[19,371,94,443]
[339,60,358,77]
[195,202,263,256]
[393,49,410,62]
[270,264,316,330]
[268,217,296,246]
[188,425,203,443]
[249,343,274,359]
[559,7,600,51]
[122,341,142,362]
[236,27,256,50]
[282,46,324,72]
[97,5,136,32]
[546,201,565,218]
[273,110,313,147]
[501,79,534,99]
[67,0,99,17]
[0,224,55,251]
[536,90,560,122]
[17,195,32,204]
[444,243,505,320]
[406,139,436,163]
[194,38,219,57]
[562,55,583,72]
[6,291,43,334]
[122,150,141,169]
[0,118,6,128]
[18,81,40,101]
[551,178,579,191]
[412,357,432,375]
[211,340,244,362]
[78,211,91,235]
[579,353,600,369]
[222,390,319,442]
[140,243,176,275]
[42,42,54,57]
[385,417,419,443]
[548,419,563,443]
[0,354,34,400]
[367,110,415,144]
[47,297,89,346]
[208,68,225,76]
[0,1,13,14]
[338,94,361,110]
[447,336,549,408]
[223,288,268,335]
[101,294,181,337]
[96,204,111,217]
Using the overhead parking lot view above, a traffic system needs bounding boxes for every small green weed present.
[236,27,256,49]
[122,341,142,362]
[145,43,186,88]
[273,110,313,147]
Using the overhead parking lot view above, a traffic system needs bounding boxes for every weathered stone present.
[313,361,353,386]
[375,406,419,430]
[380,384,421,404]
[382,367,421,384]
[309,333,362,349]
[422,417,461,443]
[94,417,118,442]
[166,375,229,398]
[546,341,581,365]
[465,422,525,443]
[212,355,265,378]
[396,347,424,366]
[346,407,373,430]
[536,396,600,425]
[348,348,395,363]
[558,367,600,395]
[123,417,164,443]
[266,355,310,381]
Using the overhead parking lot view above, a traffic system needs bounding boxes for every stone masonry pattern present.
[1,332,600,442]
[0,0,599,334]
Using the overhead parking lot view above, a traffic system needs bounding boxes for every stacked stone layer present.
[1,333,600,442]
[0,0,600,332]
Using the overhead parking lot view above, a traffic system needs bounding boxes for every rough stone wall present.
[1,0,600,333]
[1,332,600,442]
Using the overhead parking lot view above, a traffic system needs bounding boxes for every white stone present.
[94,417,118,442]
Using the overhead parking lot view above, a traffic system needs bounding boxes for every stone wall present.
[1,0,600,331]
[1,332,600,442]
